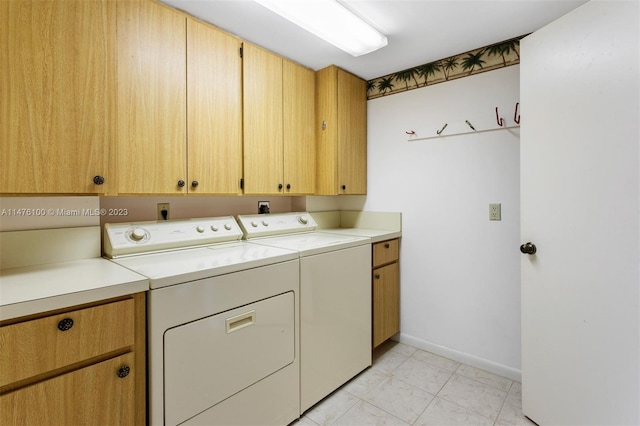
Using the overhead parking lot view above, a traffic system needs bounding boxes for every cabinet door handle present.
[374,273,381,279]
[177,180,185,188]
[384,243,390,248]
[341,185,346,190]
[191,180,199,188]
[117,365,130,378]
[57,318,74,331]
[278,183,283,190]
[286,183,291,190]
[93,175,105,185]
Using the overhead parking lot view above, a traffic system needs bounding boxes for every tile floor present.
[292,341,536,426]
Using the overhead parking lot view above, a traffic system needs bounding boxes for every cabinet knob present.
[341,185,346,190]
[117,365,130,379]
[286,183,291,190]
[177,180,185,188]
[374,273,381,279]
[384,243,390,248]
[278,183,283,190]
[93,175,105,185]
[191,180,199,188]
[57,318,74,331]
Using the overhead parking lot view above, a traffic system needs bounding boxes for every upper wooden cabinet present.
[0,0,116,195]
[117,0,187,195]
[243,43,315,195]
[316,66,367,195]
[187,17,242,195]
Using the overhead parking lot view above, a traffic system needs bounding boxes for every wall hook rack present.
[514,102,521,124]
[436,123,448,135]
[495,107,504,127]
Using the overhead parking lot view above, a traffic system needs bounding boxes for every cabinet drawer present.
[0,299,134,387]
[372,239,399,267]
[0,352,135,426]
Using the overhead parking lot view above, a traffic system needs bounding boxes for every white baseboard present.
[395,333,522,383]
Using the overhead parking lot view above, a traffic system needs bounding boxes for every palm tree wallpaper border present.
[366,35,524,100]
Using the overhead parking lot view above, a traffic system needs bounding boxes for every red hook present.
[406,130,416,135]
[514,102,521,124]
[495,107,504,127]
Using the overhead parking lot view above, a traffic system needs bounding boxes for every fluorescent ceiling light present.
[255,0,388,57]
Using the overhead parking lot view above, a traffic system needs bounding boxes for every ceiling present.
[160,0,587,81]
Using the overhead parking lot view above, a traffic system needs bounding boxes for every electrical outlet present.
[258,201,270,214]
[157,203,170,220]
[489,203,501,221]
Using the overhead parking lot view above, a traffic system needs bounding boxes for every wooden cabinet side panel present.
[337,69,367,194]
[372,262,400,348]
[187,18,242,195]
[116,0,187,195]
[242,43,283,195]
[315,66,338,195]
[0,353,135,426]
[0,0,115,194]
[0,299,135,387]
[283,60,316,195]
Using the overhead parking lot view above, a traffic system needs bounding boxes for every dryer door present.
[164,291,295,426]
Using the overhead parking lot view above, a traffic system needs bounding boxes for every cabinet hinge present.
[240,178,244,189]
[239,47,243,58]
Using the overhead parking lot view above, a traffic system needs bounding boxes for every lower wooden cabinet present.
[0,293,146,425]
[372,239,400,348]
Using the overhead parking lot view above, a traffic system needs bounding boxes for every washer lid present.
[247,232,370,257]
[109,243,298,289]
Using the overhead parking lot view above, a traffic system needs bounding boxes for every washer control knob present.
[224,223,232,231]
[211,225,219,232]
[251,221,258,228]
[262,220,269,227]
[298,216,308,225]
[196,226,205,233]
[131,228,146,241]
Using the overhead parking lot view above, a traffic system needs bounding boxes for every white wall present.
[357,66,522,379]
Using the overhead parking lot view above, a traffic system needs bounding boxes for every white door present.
[520,2,639,425]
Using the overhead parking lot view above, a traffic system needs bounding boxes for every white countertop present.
[0,258,148,321]
[318,228,402,243]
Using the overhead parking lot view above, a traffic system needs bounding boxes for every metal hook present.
[465,120,476,131]
[436,123,448,135]
[514,102,520,124]
[405,130,416,135]
[495,107,504,127]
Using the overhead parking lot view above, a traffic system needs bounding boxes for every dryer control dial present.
[224,223,232,230]
[130,228,147,241]
[196,226,205,233]
[298,216,308,225]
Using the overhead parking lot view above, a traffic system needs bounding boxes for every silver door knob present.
[520,242,537,255]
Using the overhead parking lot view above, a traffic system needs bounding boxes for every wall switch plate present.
[489,203,501,221]
[157,203,170,220]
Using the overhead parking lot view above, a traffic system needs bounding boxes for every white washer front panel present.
[164,291,295,426]
[110,242,297,289]
[247,233,370,257]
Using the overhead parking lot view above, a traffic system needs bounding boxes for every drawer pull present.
[375,273,381,279]
[226,310,255,334]
[57,318,74,331]
[385,243,390,248]
[117,365,130,378]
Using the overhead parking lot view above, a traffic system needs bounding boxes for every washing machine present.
[103,217,300,426]
[237,212,372,413]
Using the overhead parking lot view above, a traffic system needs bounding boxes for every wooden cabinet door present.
[372,262,400,348]
[283,60,316,195]
[242,43,283,195]
[316,66,367,195]
[117,0,186,195]
[337,69,367,195]
[0,0,115,194]
[0,353,135,426]
[187,18,242,195]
